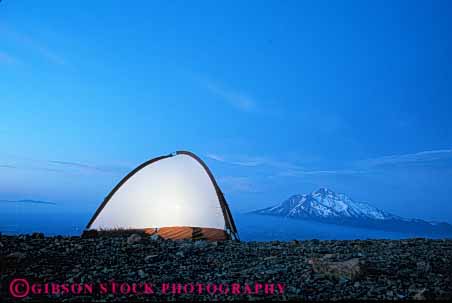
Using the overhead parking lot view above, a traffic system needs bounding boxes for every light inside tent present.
[90,154,225,230]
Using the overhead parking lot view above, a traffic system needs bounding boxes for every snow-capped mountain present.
[251,188,452,235]
[254,188,398,220]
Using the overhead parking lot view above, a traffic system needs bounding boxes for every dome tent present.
[84,151,239,241]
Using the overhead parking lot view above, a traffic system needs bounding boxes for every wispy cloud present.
[218,176,260,193]
[276,169,364,177]
[190,71,284,116]
[206,153,302,170]
[206,154,265,167]
[0,199,57,205]
[205,81,258,113]
[269,149,452,177]
[0,24,66,66]
[356,149,452,168]
[0,153,131,175]
[207,149,452,179]
[0,51,20,65]
[0,164,16,169]
[206,153,356,176]
[49,160,130,174]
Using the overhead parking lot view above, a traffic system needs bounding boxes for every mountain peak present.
[254,187,392,221]
[313,187,336,196]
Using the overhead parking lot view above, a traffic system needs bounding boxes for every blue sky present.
[1,1,452,221]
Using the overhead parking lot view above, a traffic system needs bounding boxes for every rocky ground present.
[1,233,452,301]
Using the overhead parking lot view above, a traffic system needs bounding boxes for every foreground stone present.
[309,257,363,280]
[0,235,451,301]
[126,233,142,245]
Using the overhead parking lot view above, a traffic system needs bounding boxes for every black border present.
[85,151,239,240]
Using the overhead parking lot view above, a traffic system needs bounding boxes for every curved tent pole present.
[85,154,173,229]
[176,151,239,240]
[85,150,239,240]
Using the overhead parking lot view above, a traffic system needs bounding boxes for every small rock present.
[264,256,278,261]
[412,288,427,300]
[416,261,431,273]
[144,255,158,262]
[149,234,163,241]
[194,240,208,249]
[176,251,184,257]
[138,269,148,279]
[7,252,26,260]
[0,241,3,248]
[127,234,142,245]
[263,269,280,275]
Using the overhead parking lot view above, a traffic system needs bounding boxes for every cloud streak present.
[206,153,302,170]
[0,24,66,66]
[356,149,452,168]
[205,81,258,113]
[208,148,452,179]
[49,160,130,174]
[276,169,364,177]
[207,153,355,176]
[206,154,265,167]
[0,153,131,175]
[0,164,16,169]
[0,51,20,65]
[218,176,259,193]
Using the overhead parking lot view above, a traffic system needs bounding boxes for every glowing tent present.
[84,151,239,240]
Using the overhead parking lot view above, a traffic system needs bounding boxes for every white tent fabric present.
[90,154,226,230]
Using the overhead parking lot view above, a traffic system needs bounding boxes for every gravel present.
[1,234,451,301]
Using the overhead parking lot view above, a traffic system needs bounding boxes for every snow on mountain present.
[251,188,452,235]
[254,187,401,221]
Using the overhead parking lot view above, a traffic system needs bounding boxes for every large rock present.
[309,257,364,280]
